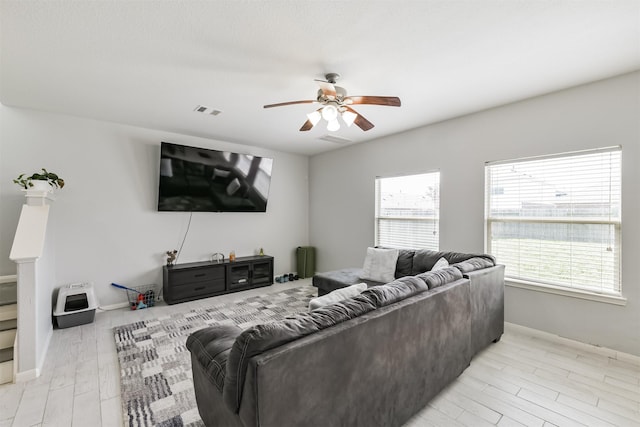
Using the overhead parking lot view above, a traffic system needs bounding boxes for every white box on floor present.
[53,283,98,328]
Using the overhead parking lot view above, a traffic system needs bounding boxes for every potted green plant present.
[13,168,65,191]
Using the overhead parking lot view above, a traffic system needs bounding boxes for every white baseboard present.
[98,301,129,311]
[505,322,640,363]
[15,367,38,382]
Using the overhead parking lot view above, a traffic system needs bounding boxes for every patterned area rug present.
[114,285,316,427]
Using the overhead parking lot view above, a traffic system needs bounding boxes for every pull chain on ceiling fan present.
[263,73,401,132]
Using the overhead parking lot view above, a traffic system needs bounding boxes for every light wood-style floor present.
[0,279,638,427]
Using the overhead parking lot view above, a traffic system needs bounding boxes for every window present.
[375,172,440,249]
[485,147,621,296]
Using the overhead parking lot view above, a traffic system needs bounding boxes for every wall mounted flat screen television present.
[158,142,273,212]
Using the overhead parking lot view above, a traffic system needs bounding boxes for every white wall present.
[0,107,309,306]
[309,72,640,356]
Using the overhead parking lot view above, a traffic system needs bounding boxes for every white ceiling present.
[1,1,639,156]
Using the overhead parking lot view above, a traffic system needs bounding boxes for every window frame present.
[374,171,440,250]
[485,147,623,304]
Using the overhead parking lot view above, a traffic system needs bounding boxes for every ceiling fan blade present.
[299,119,314,131]
[345,106,374,131]
[263,100,316,108]
[314,80,336,97]
[345,96,401,107]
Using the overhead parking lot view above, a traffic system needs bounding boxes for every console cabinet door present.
[251,260,273,285]
[228,263,251,289]
[227,258,273,289]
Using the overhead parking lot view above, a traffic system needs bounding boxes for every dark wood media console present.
[162,255,274,304]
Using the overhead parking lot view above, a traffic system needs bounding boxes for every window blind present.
[485,147,621,295]
[375,172,440,250]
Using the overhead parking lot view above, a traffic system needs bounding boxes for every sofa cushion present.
[361,247,399,283]
[446,252,496,265]
[394,249,416,278]
[376,247,415,278]
[362,276,428,307]
[452,257,496,273]
[416,267,464,289]
[431,257,449,271]
[412,250,446,274]
[308,282,368,311]
[412,250,496,275]
[186,324,243,393]
[223,293,378,413]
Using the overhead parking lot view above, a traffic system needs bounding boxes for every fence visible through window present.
[485,147,621,295]
[375,172,440,250]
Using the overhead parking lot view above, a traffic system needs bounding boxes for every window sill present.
[505,279,627,306]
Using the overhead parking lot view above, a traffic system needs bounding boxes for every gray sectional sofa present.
[313,248,496,295]
[187,249,504,427]
[313,248,505,356]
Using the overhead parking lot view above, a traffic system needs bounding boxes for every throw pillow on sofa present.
[309,282,368,311]
[361,247,399,283]
[431,257,449,271]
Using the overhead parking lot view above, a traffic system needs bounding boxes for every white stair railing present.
[9,190,56,381]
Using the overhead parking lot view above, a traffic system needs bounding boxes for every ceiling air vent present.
[319,134,352,144]
[194,105,222,116]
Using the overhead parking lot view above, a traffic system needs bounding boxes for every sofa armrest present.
[187,325,243,393]
[465,265,505,355]
[312,268,382,295]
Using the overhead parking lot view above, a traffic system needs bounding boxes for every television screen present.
[158,142,273,212]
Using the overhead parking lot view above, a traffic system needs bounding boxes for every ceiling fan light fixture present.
[341,110,357,127]
[327,119,340,132]
[321,104,338,121]
[307,110,321,126]
[264,73,400,133]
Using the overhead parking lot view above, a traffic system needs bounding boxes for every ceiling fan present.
[263,73,401,132]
